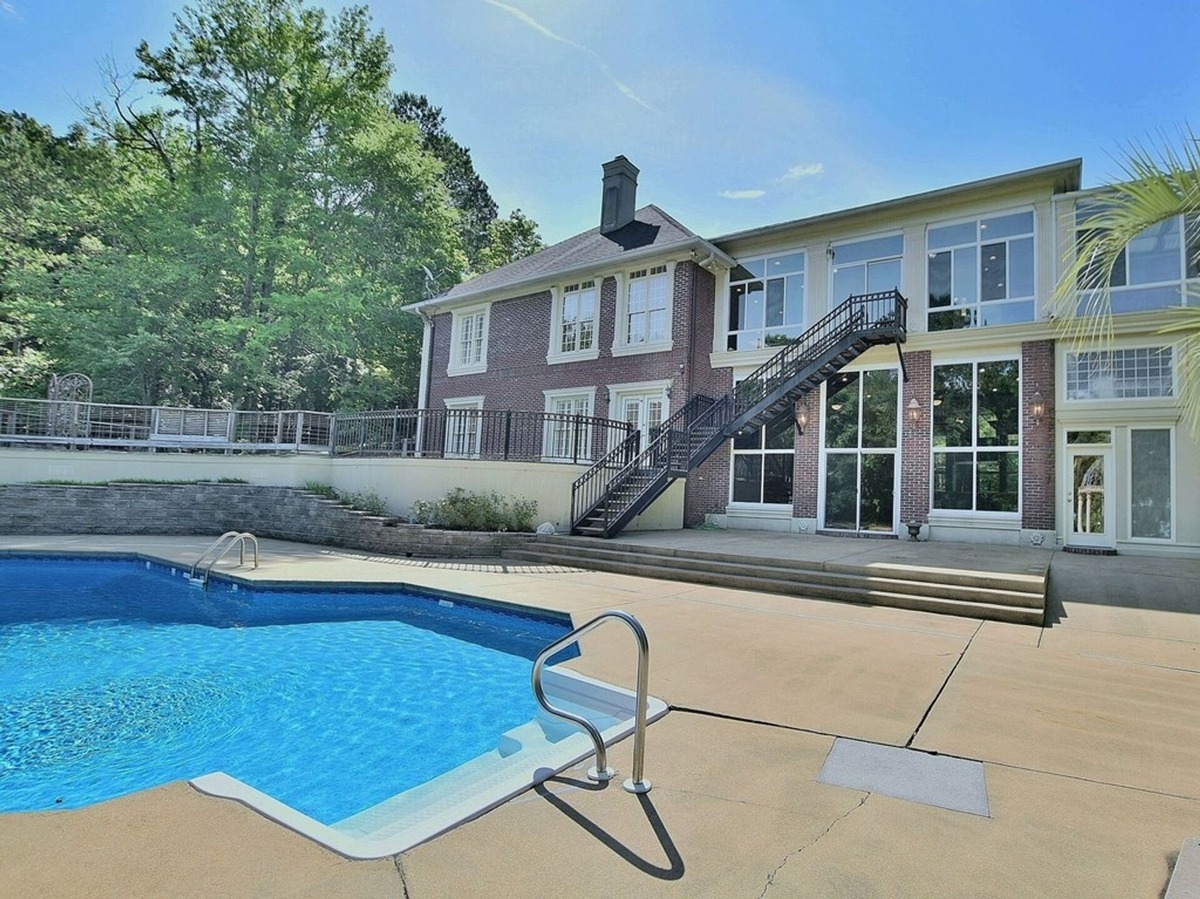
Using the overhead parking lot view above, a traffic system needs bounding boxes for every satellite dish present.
[421,265,436,298]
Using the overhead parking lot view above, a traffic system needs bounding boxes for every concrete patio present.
[0,534,1198,898]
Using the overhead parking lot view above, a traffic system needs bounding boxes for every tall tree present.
[1050,130,1200,436]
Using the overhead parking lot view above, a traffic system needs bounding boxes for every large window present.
[623,265,670,348]
[1065,347,1174,400]
[444,396,483,458]
[550,280,598,361]
[448,306,488,375]
[830,235,902,310]
[822,369,899,532]
[727,252,805,350]
[928,211,1035,331]
[932,361,1020,512]
[731,408,794,505]
[1130,428,1172,540]
[1076,204,1200,313]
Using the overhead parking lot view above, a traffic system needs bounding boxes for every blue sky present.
[2,0,1197,244]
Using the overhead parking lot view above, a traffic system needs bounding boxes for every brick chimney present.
[600,156,639,234]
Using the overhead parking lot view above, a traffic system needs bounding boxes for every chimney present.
[600,156,639,234]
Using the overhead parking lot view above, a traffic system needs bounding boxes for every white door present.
[1066,446,1114,549]
[618,393,667,452]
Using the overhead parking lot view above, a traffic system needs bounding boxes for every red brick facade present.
[899,350,932,525]
[1021,339,1056,531]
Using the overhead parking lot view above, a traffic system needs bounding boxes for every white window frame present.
[542,387,597,462]
[726,249,807,351]
[1126,425,1176,544]
[929,357,1022,518]
[926,208,1037,331]
[828,232,903,312]
[447,305,489,376]
[443,396,484,459]
[612,262,674,357]
[727,376,796,509]
[1064,344,1175,402]
[547,280,601,364]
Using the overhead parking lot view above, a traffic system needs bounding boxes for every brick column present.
[792,391,821,519]
[1021,340,1055,531]
[900,350,931,525]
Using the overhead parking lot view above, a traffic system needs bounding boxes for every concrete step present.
[504,538,1046,626]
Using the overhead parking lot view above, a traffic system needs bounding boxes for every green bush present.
[303,480,339,500]
[340,489,387,516]
[412,488,537,532]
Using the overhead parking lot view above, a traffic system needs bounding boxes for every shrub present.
[412,488,537,532]
[340,489,387,516]
[303,480,339,500]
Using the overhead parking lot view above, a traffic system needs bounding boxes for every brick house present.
[408,156,1200,557]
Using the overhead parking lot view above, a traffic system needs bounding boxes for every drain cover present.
[817,738,990,817]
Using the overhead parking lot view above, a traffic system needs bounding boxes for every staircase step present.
[506,543,1042,625]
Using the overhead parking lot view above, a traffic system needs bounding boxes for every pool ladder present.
[531,609,652,794]
[188,531,259,587]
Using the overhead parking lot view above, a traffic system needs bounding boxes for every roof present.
[713,159,1083,247]
[407,205,734,313]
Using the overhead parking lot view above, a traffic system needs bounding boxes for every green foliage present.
[411,488,537,533]
[1,0,544,410]
[303,480,339,500]
[339,489,387,516]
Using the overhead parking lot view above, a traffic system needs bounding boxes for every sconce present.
[794,408,809,434]
[906,397,922,423]
[1029,390,1045,425]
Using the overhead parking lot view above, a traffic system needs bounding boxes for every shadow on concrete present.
[532,779,685,880]
[1047,551,1200,618]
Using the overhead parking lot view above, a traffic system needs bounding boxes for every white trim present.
[1126,424,1176,544]
[541,388,597,463]
[446,305,490,377]
[443,395,484,459]
[605,378,674,401]
[611,262,674,356]
[546,282,601,365]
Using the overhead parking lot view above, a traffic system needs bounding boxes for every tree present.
[477,209,545,273]
[1050,130,1200,436]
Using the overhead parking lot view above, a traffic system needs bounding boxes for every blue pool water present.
[0,556,574,824]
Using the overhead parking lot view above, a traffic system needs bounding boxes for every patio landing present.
[506,530,1051,625]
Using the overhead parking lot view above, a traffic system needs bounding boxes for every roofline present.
[712,159,1083,246]
[404,235,736,315]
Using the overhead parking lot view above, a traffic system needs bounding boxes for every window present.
[731,407,794,505]
[1130,428,1172,540]
[830,234,903,310]
[549,280,598,362]
[448,306,488,375]
[927,211,1035,331]
[932,360,1020,513]
[1075,204,1199,313]
[822,369,899,532]
[543,389,595,462]
[444,397,483,458]
[727,252,805,350]
[616,264,671,352]
[1065,347,1174,400]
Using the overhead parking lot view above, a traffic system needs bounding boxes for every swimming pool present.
[0,555,667,856]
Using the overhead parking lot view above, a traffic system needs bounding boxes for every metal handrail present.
[188,531,259,586]
[531,610,652,794]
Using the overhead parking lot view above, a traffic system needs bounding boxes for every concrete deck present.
[1,533,1198,898]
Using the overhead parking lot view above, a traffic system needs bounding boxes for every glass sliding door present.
[821,369,899,533]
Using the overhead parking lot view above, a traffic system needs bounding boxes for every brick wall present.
[0,484,532,558]
[900,350,932,524]
[792,391,821,519]
[1021,340,1056,530]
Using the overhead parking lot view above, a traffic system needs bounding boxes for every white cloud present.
[483,1,656,111]
[782,162,825,180]
[0,2,17,16]
[718,189,766,200]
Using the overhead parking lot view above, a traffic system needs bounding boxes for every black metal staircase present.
[570,289,908,538]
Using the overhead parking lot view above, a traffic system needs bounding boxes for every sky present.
[1,0,1197,245]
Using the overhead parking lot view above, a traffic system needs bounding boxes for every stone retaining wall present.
[0,483,533,558]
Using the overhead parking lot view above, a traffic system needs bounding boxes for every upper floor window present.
[615,264,671,353]
[928,211,1035,331]
[830,234,902,310]
[447,305,488,376]
[1075,204,1199,313]
[1065,346,1174,400]
[549,280,599,363]
[727,251,805,351]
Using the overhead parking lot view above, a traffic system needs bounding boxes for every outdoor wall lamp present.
[1029,390,1045,425]
[906,397,922,423]
[794,408,808,433]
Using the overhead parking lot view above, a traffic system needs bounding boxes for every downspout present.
[415,311,434,458]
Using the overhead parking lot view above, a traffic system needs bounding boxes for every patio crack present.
[905,620,982,748]
[393,855,412,898]
[756,794,868,898]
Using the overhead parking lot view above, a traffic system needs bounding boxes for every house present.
[407,156,1200,557]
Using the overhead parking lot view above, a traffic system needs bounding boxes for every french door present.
[820,369,899,533]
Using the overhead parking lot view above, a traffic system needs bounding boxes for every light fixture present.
[794,408,808,433]
[907,397,922,423]
[830,402,843,412]
[1029,389,1045,425]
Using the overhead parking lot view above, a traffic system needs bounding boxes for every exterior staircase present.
[570,290,908,538]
